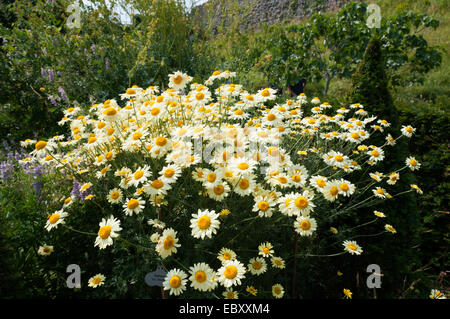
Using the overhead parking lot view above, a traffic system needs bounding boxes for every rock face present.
[193,0,350,30]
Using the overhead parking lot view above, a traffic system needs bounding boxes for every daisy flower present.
[246,285,258,296]
[258,242,274,258]
[252,195,276,217]
[343,240,363,255]
[144,179,171,196]
[247,257,267,276]
[223,288,239,299]
[37,245,54,256]
[107,188,123,204]
[410,184,423,194]
[385,224,397,234]
[123,197,145,216]
[309,175,328,191]
[401,125,416,138]
[45,210,69,231]
[147,218,166,230]
[367,147,384,162]
[189,263,215,292]
[218,248,237,264]
[374,210,386,218]
[406,156,421,171]
[206,181,230,202]
[150,233,160,243]
[88,274,106,288]
[294,216,317,236]
[233,175,255,197]
[373,187,387,199]
[163,268,188,296]
[272,284,285,299]
[322,180,341,202]
[229,158,257,176]
[168,71,192,91]
[290,190,315,216]
[343,288,352,299]
[429,289,446,299]
[156,228,180,259]
[159,164,181,184]
[94,216,122,249]
[387,172,400,185]
[337,179,356,197]
[129,165,151,187]
[270,256,286,269]
[190,209,221,239]
[217,260,246,288]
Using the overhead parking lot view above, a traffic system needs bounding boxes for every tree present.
[347,36,421,297]
[258,2,442,97]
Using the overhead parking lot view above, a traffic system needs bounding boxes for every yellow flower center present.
[258,201,269,212]
[371,150,379,157]
[103,108,117,116]
[295,197,308,209]
[196,92,205,100]
[195,271,207,283]
[410,160,417,166]
[151,107,160,116]
[155,136,167,147]
[132,132,143,140]
[252,261,262,270]
[351,132,360,139]
[234,109,243,115]
[330,186,339,196]
[169,275,181,288]
[173,75,183,85]
[237,162,249,170]
[267,113,276,121]
[134,170,145,180]
[126,88,136,95]
[197,216,211,230]
[335,155,343,162]
[98,225,112,239]
[127,199,140,210]
[348,243,357,251]
[239,179,250,189]
[340,183,349,192]
[35,141,47,151]
[163,236,174,250]
[316,179,326,188]
[207,173,216,183]
[213,185,224,195]
[300,220,311,230]
[224,265,238,279]
[92,277,102,285]
[164,168,175,178]
[292,174,301,183]
[48,213,60,224]
[152,179,164,189]
[111,191,120,200]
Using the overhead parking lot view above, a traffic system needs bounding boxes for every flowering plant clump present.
[23,70,424,298]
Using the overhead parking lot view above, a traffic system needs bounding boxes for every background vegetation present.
[0,0,448,298]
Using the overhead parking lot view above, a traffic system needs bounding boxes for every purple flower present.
[41,68,47,76]
[58,87,68,101]
[71,180,81,198]
[48,69,54,81]
[105,59,110,70]
[50,99,57,106]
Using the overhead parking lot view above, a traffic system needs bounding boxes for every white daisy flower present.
[163,268,188,296]
[189,263,215,292]
[45,210,68,231]
[217,260,246,288]
[190,209,221,239]
[247,257,267,276]
[406,156,421,171]
[343,240,363,255]
[123,197,145,216]
[294,216,317,236]
[107,188,123,204]
[94,216,122,249]
[156,228,180,259]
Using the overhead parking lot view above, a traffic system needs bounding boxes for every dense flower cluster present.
[23,70,424,298]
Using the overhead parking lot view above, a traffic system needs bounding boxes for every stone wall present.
[193,0,351,31]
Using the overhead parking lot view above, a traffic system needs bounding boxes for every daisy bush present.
[22,70,425,298]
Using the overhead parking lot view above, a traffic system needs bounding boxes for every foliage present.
[254,2,442,96]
